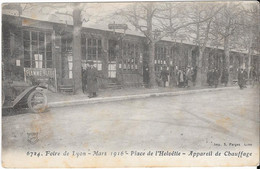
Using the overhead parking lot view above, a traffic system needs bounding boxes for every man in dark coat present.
[86,61,99,98]
[191,66,197,86]
[160,66,169,87]
[221,68,229,87]
[238,68,245,89]
[82,66,87,94]
[213,68,220,88]
[207,69,214,87]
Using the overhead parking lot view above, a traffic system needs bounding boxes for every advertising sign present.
[24,68,57,92]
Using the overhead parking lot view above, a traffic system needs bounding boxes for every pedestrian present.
[250,67,258,87]
[191,66,197,86]
[243,69,248,88]
[207,69,214,87]
[86,61,99,98]
[81,64,87,94]
[178,69,185,87]
[160,66,169,87]
[213,68,220,88]
[185,66,192,87]
[221,68,229,87]
[238,68,245,89]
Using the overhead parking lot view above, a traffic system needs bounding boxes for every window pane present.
[47,61,52,68]
[39,32,45,41]
[46,52,52,60]
[93,39,96,46]
[40,52,45,61]
[24,60,31,68]
[39,41,44,50]
[23,40,30,51]
[24,51,30,60]
[32,31,38,41]
[23,30,30,40]
[87,39,91,46]
[32,60,35,68]
[32,42,37,51]
[46,43,52,51]
[46,34,51,43]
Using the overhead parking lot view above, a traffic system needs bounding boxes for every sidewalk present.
[47,85,238,108]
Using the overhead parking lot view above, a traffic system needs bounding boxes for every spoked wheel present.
[27,90,48,113]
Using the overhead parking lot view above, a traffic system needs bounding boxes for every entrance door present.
[108,40,118,78]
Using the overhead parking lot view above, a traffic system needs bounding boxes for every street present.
[2,87,259,153]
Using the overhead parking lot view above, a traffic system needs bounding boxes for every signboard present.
[108,23,128,30]
[24,68,57,92]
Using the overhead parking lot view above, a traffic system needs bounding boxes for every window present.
[121,41,139,71]
[61,37,73,79]
[155,46,167,72]
[23,30,52,68]
[85,38,102,70]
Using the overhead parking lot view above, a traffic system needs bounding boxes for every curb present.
[47,86,238,108]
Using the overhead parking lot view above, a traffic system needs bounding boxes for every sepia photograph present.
[1,1,259,167]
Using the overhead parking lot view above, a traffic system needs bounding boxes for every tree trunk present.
[223,36,230,83]
[247,31,253,79]
[196,48,203,86]
[146,3,156,87]
[72,8,82,93]
[148,41,156,87]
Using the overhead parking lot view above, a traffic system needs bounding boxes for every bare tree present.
[234,2,260,78]
[116,2,219,87]
[182,2,223,86]
[211,2,242,83]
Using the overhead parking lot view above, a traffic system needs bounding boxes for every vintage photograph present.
[1,1,259,167]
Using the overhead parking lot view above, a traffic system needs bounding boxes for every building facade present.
[2,14,259,92]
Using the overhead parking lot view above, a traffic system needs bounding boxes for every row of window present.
[23,30,53,68]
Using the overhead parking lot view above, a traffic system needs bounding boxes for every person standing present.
[81,64,87,94]
[207,69,213,87]
[213,68,220,88]
[251,67,258,87]
[185,66,192,87]
[238,68,245,89]
[178,69,184,87]
[191,66,197,87]
[86,61,99,98]
[160,66,169,87]
[221,68,229,87]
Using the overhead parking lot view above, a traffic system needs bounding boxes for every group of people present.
[176,66,197,88]
[158,65,197,88]
[82,61,99,98]
[207,68,221,88]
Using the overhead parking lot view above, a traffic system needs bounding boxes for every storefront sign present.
[24,68,57,92]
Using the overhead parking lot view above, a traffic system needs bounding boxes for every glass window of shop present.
[82,36,102,70]
[155,46,167,72]
[23,30,52,68]
[121,41,139,71]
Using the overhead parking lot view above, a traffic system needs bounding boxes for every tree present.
[116,2,219,87]
[211,2,242,83]
[234,2,260,77]
[182,2,223,86]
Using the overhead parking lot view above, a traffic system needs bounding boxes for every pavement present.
[47,85,239,108]
[2,87,259,167]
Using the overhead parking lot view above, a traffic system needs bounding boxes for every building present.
[2,13,259,93]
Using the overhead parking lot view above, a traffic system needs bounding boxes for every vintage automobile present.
[2,79,48,113]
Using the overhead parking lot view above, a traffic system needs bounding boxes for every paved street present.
[2,87,259,153]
